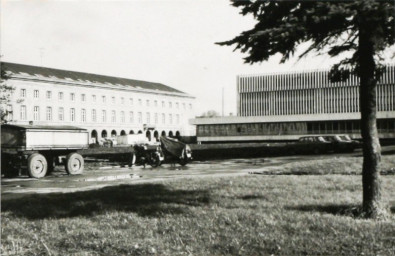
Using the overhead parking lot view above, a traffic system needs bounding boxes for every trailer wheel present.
[27,153,48,178]
[128,153,136,167]
[149,153,161,168]
[65,153,84,175]
[179,158,188,166]
[179,151,189,166]
[2,156,19,178]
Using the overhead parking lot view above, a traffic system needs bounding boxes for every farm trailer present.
[1,124,89,178]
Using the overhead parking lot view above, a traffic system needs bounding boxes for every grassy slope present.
[257,155,395,175]
[1,158,395,256]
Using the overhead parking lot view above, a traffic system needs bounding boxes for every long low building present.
[190,66,395,143]
[2,62,196,142]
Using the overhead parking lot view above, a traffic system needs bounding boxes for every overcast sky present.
[0,0,374,115]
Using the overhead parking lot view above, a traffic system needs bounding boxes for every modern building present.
[190,65,395,143]
[1,62,196,142]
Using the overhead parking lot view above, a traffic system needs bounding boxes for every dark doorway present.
[91,130,98,143]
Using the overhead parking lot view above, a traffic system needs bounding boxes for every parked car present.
[323,135,359,153]
[294,136,332,154]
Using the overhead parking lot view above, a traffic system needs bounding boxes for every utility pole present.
[222,87,224,116]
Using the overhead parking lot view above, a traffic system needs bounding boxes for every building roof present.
[2,124,87,131]
[1,62,191,96]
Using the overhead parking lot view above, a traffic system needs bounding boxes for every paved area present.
[2,145,394,200]
[1,156,306,198]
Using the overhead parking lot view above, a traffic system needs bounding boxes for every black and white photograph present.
[1,0,394,255]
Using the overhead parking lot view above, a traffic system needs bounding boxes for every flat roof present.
[190,112,395,125]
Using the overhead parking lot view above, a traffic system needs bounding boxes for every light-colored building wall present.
[4,63,196,141]
[190,65,395,142]
[237,65,395,117]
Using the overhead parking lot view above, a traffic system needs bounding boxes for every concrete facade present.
[191,65,395,142]
[237,65,395,116]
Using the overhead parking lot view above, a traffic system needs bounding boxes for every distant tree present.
[199,110,221,118]
[218,0,394,218]
[0,65,15,124]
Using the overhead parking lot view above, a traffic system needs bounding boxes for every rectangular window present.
[58,92,64,100]
[146,112,150,124]
[154,113,158,124]
[169,114,172,124]
[33,106,40,120]
[92,109,96,122]
[138,112,142,123]
[121,97,124,104]
[162,113,165,124]
[146,100,150,107]
[34,90,39,98]
[20,89,26,98]
[169,102,172,108]
[112,96,115,104]
[189,103,192,110]
[129,111,134,123]
[121,111,125,123]
[92,95,96,102]
[20,105,26,120]
[58,107,64,121]
[81,109,86,122]
[70,108,75,122]
[46,91,52,99]
[102,110,106,122]
[138,99,142,106]
[6,105,13,121]
[111,110,116,123]
[46,107,52,121]
[154,100,158,107]
[162,101,165,108]
[102,96,106,103]
[176,114,180,124]
[176,102,179,109]
[70,93,75,101]
[130,98,133,105]
[81,94,86,101]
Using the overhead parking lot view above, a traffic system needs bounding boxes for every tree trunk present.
[358,18,383,218]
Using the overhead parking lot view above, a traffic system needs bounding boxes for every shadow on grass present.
[238,194,267,200]
[1,184,210,220]
[285,204,362,217]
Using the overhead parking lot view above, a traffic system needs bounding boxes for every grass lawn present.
[1,157,395,256]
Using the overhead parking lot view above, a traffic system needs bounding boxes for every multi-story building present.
[190,65,395,143]
[2,62,196,142]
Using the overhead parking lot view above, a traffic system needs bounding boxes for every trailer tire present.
[27,153,48,178]
[128,153,136,167]
[149,153,161,168]
[65,153,84,175]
